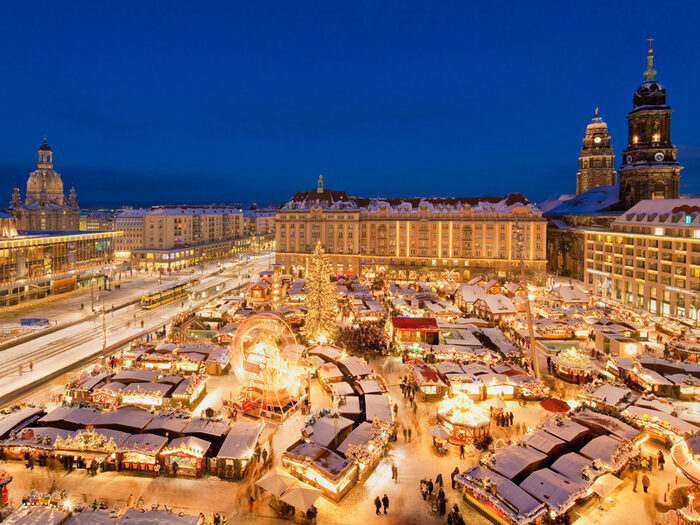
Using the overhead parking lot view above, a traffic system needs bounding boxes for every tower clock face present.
[593,137,601,144]
[654,152,665,162]
[626,155,632,164]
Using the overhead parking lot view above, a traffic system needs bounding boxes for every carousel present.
[672,433,700,485]
[552,347,597,383]
[233,313,309,422]
[437,392,490,446]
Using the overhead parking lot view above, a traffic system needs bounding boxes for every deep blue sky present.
[1,1,699,207]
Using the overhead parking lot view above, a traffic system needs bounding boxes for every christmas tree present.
[302,242,338,344]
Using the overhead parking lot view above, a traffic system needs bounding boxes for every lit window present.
[633,136,639,144]
[654,227,664,236]
[653,133,660,142]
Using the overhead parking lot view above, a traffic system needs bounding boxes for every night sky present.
[1,1,699,207]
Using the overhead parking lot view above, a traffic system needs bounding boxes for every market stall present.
[215,420,265,480]
[407,360,447,401]
[160,436,211,477]
[552,348,597,383]
[118,433,167,472]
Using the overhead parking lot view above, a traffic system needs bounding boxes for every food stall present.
[170,374,209,409]
[437,392,490,446]
[118,433,167,472]
[456,466,547,525]
[622,405,697,443]
[160,436,211,477]
[53,428,130,471]
[215,420,265,480]
[1,427,69,461]
[407,360,447,401]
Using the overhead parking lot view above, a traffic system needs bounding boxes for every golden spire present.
[644,38,657,81]
[594,106,599,117]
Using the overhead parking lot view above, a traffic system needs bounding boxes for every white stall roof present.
[489,446,547,481]
[520,468,585,513]
[217,420,265,460]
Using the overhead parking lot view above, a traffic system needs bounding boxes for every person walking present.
[420,479,428,500]
[642,474,650,493]
[509,412,514,426]
[459,443,465,459]
[435,472,443,488]
[451,467,460,489]
[632,470,639,492]
[647,454,654,472]
[381,494,389,514]
[427,479,434,498]
[658,450,665,471]
[403,427,407,442]
[391,463,398,483]
[407,428,412,442]
[374,496,382,515]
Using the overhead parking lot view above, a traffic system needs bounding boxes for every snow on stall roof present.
[92,408,153,431]
[337,356,373,378]
[520,430,565,454]
[285,441,351,478]
[302,413,354,448]
[328,382,355,397]
[633,397,675,414]
[164,435,211,456]
[118,433,168,454]
[455,284,487,303]
[0,407,44,438]
[39,406,101,427]
[217,420,265,459]
[364,394,392,424]
[336,422,373,456]
[520,468,586,514]
[550,452,599,486]
[539,417,590,443]
[121,382,172,396]
[623,406,697,435]
[457,465,545,518]
[476,294,517,314]
[110,369,160,384]
[183,417,230,437]
[586,384,631,407]
[571,409,641,441]
[579,435,625,467]
[355,378,387,394]
[488,446,547,481]
[65,510,117,524]
[550,285,589,304]
[2,427,72,449]
[318,363,343,381]
[338,395,361,415]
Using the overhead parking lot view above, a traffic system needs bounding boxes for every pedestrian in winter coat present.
[451,467,460,489]
[647,455,654,471]
[459,443,465,459]
[382,494,389,514]
[374,496,382,515]
[420,480,428,500]
[632,470,639,492]
[403,427,407,442]
[391,463,398,482]
[658,451,665,470]
[438,498,446,517]
[642,474,650,493]
[407,428,412,442]
[427,479,434,497]
[435,472,443,487]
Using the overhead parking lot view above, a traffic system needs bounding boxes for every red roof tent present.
[392,317,439,332]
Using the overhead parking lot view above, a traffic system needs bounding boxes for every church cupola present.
[38,136,53,168]
[69,186,78,208]
[317,174,324,193]
[576,108,616,195]
[10,186,21,208]
[619,40,682,208]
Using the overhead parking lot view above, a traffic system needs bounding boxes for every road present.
[0,253,273,405]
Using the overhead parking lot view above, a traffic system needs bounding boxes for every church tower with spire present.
[576,108,617,195]
[618,40,682,208]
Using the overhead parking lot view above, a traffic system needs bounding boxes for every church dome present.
[633,80,667,108]
[38,138,51,151]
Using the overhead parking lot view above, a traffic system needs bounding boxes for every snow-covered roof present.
[3,506,68,525]
[571,409,640,442]
[302,413,354,448]
[163,435,211,456]
[579,435,626,467]
[0,407,45,438]
[183,417,230,437]
[549,285,589,304]
[144,414,190,435]
[539,417,590,443]
[328,382,354,397]
[488,446,547,481]
[521,430,565,454]
[475,294,517,315]
[545,185,620,216]
[355,378,387,395]
[337,395,361,416]
[284,441,351,478]
[614,198,700,228]
[318,363,343,381]
[309,345,344,362]
[110,369,160,384]
[39,406,101,427]
[364,394,392,424]
[117,508,199,524]
[520,468,586,514]
[337,356,373,378]
[336,421,373,456]
[93,408,154,431]
[118,433,167,454]
[550,452,599,486]
[457,465,545,520]
[217,420,265,459]
[2,427,72,449]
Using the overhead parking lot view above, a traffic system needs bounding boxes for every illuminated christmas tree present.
[302,242,338,344]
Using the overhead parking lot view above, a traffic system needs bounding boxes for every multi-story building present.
[0,215,118,306]
[126,205,258,271]
[113,208,148,259]
[585,198,700,321]
[9,139,80,231]
[243,210,276,236]
[276,176,546,282]
[79,210,115,232]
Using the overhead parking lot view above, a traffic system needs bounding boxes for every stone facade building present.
[9,139,80,231]
[276,176,546,283]
[576,110,617,195]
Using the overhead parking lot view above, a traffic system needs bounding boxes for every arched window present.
[652,181,665,200]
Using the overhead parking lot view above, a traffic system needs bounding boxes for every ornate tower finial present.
[644,39,657,81]
[317,173,324,193]
[10,186,21,208]
[594,106,599,117]
[69,185,78,208]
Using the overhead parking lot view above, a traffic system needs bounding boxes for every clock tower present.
[576,108,617,195]
[618,41,681,209]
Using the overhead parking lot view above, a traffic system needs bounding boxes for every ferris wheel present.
[233,312,307,420]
